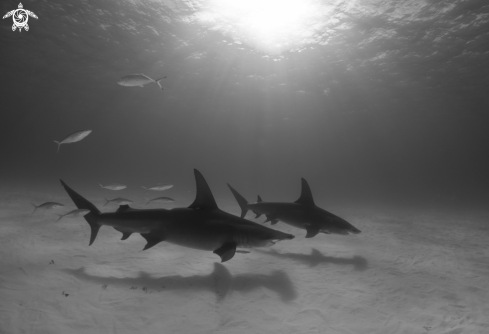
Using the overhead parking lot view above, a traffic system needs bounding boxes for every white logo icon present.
[3,3,38,32]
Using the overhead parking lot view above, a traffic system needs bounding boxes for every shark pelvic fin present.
[265,214,278,224]
[294,178,315,206]
[59,180,101,246]
[227,184,249,218]
[141,233,165,250]
[213,242,237,262]
[189,169,219,211]
[116,205,131,212]
[305,225,320,238]
[113,228,132,240]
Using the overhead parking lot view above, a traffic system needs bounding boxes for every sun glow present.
[196,0,328,54]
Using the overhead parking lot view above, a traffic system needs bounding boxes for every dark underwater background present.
[1,0,489,333]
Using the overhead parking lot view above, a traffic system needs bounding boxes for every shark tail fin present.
[54,141,61,154]
[60,180,102,246]
[227,184,249,218]
[155,76,166,90]
[31,203,38,214]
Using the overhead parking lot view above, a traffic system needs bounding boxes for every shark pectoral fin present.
[140,233,165,250]
[213,242,237,262]
[271,219,279,225]
[305,225,320,238]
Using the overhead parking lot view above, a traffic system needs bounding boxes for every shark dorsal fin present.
[188,169,219,211]
[257,195,263,202]
[294,178,315,206]
[116,204,131,212]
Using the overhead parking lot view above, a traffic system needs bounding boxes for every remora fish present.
[31,202,64,214]
[56,209,91,223]
[141,184,173,191]
[99,184,127,191]
[60,169,294,262]
[117,74,167,90]
[145,197,175,205]
[104,198,132,207]
[54,130,92,154]
[227,179,361,238]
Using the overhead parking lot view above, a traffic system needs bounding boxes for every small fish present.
[99,183,127,191]
[31,202,64,214]
[104,198,132,206]
[117,74,167,90]
[145,196,175,205]
[141,184,173,191]
[55,209,91,222]
[54,130,92,154]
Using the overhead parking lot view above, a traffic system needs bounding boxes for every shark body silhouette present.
[60,169,294,262]
[227,178,361,238]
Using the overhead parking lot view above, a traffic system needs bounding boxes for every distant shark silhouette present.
[227,178,361,238]
[60,169,294,262]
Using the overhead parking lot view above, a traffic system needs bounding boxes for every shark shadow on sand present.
[64,262,297,302]
[256,248,368,271]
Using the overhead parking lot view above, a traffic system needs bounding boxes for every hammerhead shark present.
[227,178,361,238]
[60,169,294,262]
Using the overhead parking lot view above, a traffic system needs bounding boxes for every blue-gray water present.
[1,1,489,333]
[2,0,488,209]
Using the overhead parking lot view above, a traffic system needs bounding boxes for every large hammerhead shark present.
[60,169,294,262]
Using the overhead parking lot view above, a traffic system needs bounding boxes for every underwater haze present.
[1,0,489,333]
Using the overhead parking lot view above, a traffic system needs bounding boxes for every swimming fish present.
[141,185,173,191]
[31,202,64,214]
[117,74,167,90]
[55,209,91,222]
[99,184,127,191]
[104,198,132,207]
[54,130,92,154]
[145,196,175,205]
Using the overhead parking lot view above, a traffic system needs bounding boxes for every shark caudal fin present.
[294,178,315,206]
[188,169,219,211]
[155,76,167,90]
[227,184,249,218]
[59,180,101,246]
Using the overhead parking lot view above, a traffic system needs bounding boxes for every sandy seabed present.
[1,189,489,334]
